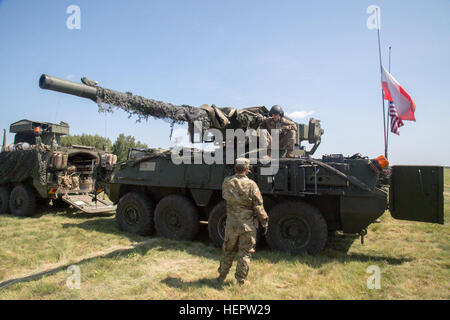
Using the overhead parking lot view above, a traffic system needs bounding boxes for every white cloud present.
[287,110,315,120]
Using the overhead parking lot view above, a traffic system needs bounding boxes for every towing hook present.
[360,228,368,245]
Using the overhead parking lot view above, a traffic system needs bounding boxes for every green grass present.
[0,170,448,299]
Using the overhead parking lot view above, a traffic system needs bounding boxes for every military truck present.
[0,119,117,217]
[39,74,444,255]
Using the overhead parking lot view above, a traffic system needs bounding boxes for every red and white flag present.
[381,66,416,135]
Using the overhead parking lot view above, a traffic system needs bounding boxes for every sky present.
[0,0,449,166]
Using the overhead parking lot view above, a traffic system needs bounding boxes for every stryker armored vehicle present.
[0,119,116,216]
[39,74,444,254]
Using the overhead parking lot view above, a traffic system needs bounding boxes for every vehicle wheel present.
[0,186,11,214]
[116,192,155,236]
[154,194,199,241]
[266,201,327,255]
[208,200,264,248]
[208,201,227,248]
[9,185,36,217]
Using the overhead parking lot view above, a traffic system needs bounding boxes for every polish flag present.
[381,67,416,135]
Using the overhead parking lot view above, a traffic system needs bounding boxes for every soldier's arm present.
[281,118,297,131]
[250,182,268,228]
[222,178,231,201]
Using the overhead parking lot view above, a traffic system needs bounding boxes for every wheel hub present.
[165,210,181,231]
[14,196,24,210]
[279,216,311,248]
[124,206,139,225]
[288,225,300,237]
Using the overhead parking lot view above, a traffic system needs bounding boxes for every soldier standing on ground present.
[217,158,269,286]
[260,105,297,158]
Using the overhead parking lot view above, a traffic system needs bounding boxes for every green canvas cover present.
[0,150,51,185]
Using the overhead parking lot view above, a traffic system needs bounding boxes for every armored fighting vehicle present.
[0,119,116,216]
[39,74,444,254]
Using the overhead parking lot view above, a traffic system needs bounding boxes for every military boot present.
[217,274,227,284]
[237,279,250,287]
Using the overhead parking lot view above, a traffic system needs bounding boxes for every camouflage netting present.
[0,150,51,184]
[96,88,211,128]
[235,106,270,129]
[126,148,172,167]
[95,87,269,130]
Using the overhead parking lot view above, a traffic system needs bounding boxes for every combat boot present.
[237,279,250,287]
[217,274,227,284]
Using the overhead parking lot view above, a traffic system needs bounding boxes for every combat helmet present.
[269,105,284,117]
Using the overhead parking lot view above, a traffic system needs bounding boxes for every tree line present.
[60,133,148,162]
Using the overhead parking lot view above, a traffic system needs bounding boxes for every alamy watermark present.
[66,5,81,30]
[66,265,81,289]
[366,5,381,30]
[170,122,281,175]
[366,265,381,289]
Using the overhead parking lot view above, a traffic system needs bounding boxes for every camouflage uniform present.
[260,117,297,158]
[218,170,269,284]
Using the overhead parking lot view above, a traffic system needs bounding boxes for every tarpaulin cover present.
[0,150,50,184]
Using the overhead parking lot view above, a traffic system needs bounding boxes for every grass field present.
[0,170,448,299]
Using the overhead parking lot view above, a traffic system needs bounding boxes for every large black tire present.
[154,194,199,241]
[116,192,155,236]
[208,201,227,248]
[208,200,264,248]
[266,201,327,255]
[9,185,37,217]
[0,186,11,214]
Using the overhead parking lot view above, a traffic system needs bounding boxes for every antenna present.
[375,7,388,159]
[2,128,6,152]
[386,46,392,158]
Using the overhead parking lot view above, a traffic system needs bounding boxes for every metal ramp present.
[62,193,116,214]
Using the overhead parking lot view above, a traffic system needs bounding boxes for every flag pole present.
[388,46,392,72]
[375,7,388,159]
[386,46,392,159]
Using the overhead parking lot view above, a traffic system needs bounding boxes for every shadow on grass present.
[161,276,227,290]
[0,204,73,220]
[0,221,412,290]
[61,216,413,268]
[0,239,160,290]
[62,217,146,242]
[1,201,114,220]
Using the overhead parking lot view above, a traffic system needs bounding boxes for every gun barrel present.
[39,74,98,102]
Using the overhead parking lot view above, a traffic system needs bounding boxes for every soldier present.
[217,158,269,286]
[260,105,297,158]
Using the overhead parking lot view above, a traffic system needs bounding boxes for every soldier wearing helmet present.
[217,158,269,286]
[260,105,297,158]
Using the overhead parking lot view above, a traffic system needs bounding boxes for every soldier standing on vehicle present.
[217,158,269,286]
[260,105,297,158]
